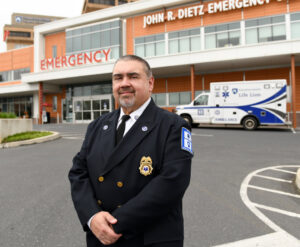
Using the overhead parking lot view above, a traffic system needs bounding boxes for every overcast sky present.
[0,0,83,53]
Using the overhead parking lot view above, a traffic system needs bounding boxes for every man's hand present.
[90,211,122,245]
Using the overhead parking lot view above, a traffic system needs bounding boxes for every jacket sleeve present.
[68,123,102,231]
[112,118,193,238]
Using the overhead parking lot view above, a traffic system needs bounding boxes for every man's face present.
[112,59,154,114]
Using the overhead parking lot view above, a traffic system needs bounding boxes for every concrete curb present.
[0,131,60,148]
[295,168,300,191]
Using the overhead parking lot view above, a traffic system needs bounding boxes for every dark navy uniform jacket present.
[69,99,193,246]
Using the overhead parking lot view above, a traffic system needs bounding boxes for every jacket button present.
[98,176,104,182]
[97,200,102,205]
[117,205,122,208]
[117,181,123,188]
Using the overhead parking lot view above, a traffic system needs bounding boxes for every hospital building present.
[0,0,299,127]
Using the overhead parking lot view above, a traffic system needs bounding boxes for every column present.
[39,82,43,124]
[190,65,195,101]
[33,92,39,124]
[291,55,297,129]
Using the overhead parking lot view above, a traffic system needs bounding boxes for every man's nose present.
[120,76,131,87]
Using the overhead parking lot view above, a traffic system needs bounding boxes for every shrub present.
[0,112,17,118]
[1,131,52,143]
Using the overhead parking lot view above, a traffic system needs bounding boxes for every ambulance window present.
[194,95,208,106]
[276,83,283,88]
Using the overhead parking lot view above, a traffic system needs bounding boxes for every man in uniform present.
[69,55,193,247]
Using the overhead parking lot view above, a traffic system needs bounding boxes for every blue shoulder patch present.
[181,127,193,154]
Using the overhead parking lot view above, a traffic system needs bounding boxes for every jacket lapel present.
[98,109,119,165]
[100,99,158,176]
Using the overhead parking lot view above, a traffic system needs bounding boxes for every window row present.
[66,20,121,59]
[0,68,30,83]
[0,96,33,118]
[9,31,31,38]
[135,13,300,58]
[152,91,204,106]
[68,83,112,98]
[291,12,300,39]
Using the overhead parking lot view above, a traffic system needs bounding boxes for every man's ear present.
[149,76,154,92]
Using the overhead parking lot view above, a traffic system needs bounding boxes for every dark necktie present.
[116,115,130,145]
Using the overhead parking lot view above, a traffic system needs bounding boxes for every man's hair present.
[113,55,153,78]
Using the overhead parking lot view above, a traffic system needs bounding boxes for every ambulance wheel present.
[182,115,192,127]
[243,116,258,130]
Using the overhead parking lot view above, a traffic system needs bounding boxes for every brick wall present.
[45,32,66,59]
[0,46,33,87]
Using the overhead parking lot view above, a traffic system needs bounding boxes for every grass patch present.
[2,131,52,143]
[0,112,17,118]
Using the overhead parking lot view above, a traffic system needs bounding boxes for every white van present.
[174,80,289,130]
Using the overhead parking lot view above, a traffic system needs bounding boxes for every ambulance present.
[174,80,289,130]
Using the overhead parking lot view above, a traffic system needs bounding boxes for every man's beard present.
[118,88,135,108]
[119,95,135,108]
[119,91,135,108]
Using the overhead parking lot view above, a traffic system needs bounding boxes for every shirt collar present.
[119,97,151,122]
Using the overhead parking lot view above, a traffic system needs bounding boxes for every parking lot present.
[0,124,299,246]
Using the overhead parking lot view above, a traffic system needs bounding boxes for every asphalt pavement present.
[0,124,299,247]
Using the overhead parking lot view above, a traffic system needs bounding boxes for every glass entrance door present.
[73,95,112,123]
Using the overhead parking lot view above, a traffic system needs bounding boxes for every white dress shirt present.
[117,97,151,137]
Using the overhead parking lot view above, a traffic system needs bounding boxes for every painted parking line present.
[191,133,214,137]
[60,132,85,139]
[212,165,300,246]
[60,133,85,136]
[247,184,300,198]
[239,165,300,244]
[271,168,297,175]
[253,174,293,183]
[252,203,300,219]
[212,232,300,247]
[62,136,84,140]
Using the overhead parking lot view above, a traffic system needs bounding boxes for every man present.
[69,55,193,247]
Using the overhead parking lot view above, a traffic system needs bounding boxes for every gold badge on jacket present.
[139,156,153,176]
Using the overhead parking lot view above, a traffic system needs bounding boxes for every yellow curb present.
[0,131,60,148]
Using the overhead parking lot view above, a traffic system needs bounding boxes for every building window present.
[14,44,30,49]
[0,71,11,82]
[245,15,286,44]
[72,83,112,97]
[152,93,167,106]
[53,96,57,112]
[13,68,30,80]
[135,34,165,58]
[195,90,208,98]
[66,19,121,60]
[0,96,32,117]
[52,45,57,58]
[0,68,30,82]
[168,28,201,54]
[291,12,300,40]
[169,91,191,106]
[9,31,31,38]
[205,22,240,49]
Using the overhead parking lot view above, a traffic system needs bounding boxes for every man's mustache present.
[118,87,135,94]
